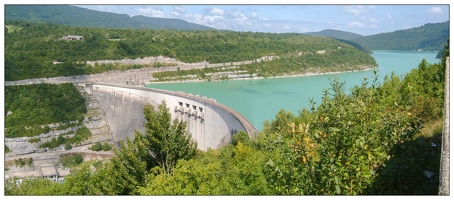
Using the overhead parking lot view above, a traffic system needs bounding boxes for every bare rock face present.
[5,137,39,156]
[5,116,112,157]
[5,125,81,156]
[86,55,181,66]
[5,84,113,157]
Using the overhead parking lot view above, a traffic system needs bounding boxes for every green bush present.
[101,143,112,151]
[26,158,33,166]
[90,142,103,151]
[70,126,92,145]
[91,142,112,151]
[74,153,83,164]
[64,143,72,150]
[39,138,61,149]
[15,158,25,167]
[5,145,12,153]
[60,153,84,167]
[28,138,41,143]
[92,161,103,169]
[39,126,91,149]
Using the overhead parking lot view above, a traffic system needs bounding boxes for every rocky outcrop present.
[5,111,112,157]
[4,55,281,86]
[5,124,81,156]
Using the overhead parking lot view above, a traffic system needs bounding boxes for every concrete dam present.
[86,83,258,151]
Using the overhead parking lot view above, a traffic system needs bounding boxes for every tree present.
[90,142,103,151]
[58,164,103,195]
[73,153,83,164]
[102,143,112,151]
[94,100,198,195]
[95,134,148,195]
[138,142,272,195]
[4,177,61,195]
[141,100,198,174]
[64,143,72,150]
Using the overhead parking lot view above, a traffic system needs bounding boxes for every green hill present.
[352,21,449,51]
[5,21,377,81]
[303,29,365,40]
[5,5,214,31]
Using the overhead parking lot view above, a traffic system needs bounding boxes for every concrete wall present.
[88,83,257,151]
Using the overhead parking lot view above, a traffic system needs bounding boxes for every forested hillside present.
[303,29,365,40]
[4,83,87,138]
[5,21,377,81]
[5,5,214,30]
[352,21,449,51]
[5,40,448,195]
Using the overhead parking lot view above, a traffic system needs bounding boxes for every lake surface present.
[147,51,440,131]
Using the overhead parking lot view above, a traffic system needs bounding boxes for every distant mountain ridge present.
[303,22,448,52]
[303,29,365,40]
[5,5,215,31]
[351,21,449,51]
[5,5,448,51]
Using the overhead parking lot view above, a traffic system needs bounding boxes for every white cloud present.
[210,8,224,16]
[192,14,204,25]
[342,5,375,16]
[250,12,258,19]
[173,6,185,14]
[227,11,247,20]
[204,15,224,24]
[138,8,166,18]
[427,7,443,15]
[347,21,364,27]
[170,6,186,17]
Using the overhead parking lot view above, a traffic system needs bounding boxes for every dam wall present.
[88,83,257,151]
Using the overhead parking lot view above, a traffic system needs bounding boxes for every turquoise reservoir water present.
[147,51,440,131]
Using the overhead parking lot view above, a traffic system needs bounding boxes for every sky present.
[72,3,451,36]
[1,1,451,35]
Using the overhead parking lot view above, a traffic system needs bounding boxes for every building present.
[53,60,62,64]
[5,163,71,184]
[62,35,84,41]
[39,163,70,183]
[4,170,40,185]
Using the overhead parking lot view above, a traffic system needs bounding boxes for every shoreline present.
[146,66,377,85]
